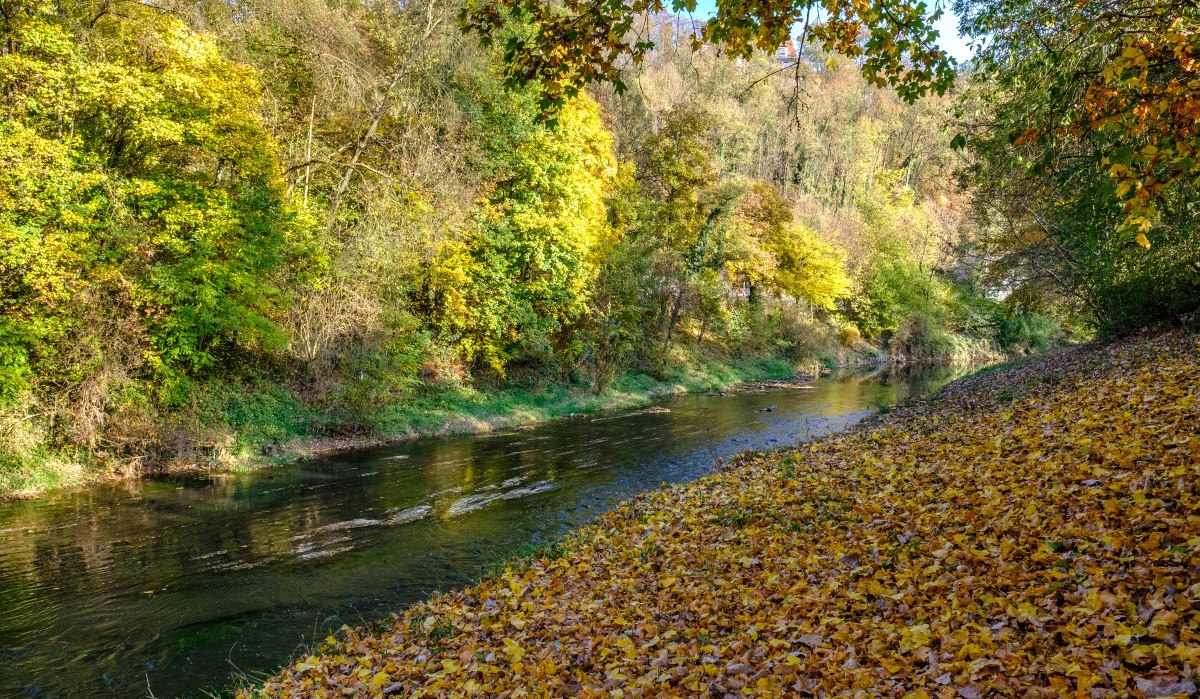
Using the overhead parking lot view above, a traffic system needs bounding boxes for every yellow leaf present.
[899,623,931,653]
[502,637,526,661]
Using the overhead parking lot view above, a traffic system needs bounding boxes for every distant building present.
[775,40,797,64]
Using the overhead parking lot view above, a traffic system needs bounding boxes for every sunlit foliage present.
[438,93,617,374]
[461,0,957,109]
[958,0,1200,241]
[0,0,313,416]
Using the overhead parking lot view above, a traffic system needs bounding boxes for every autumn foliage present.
[244,328,1200,697]
[956,0,1200,334]
[460,0,955,110]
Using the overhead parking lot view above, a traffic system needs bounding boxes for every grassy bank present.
[243,328,1200,698]
[0,356,798,501]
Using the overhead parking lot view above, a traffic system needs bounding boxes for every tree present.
[461,0,957,110]
[956,0,1200,332]
[956,0,1200,243]
[438,91,617,375]
[0,0,315,437]
[729,183,851,311]
[635,107,732,352]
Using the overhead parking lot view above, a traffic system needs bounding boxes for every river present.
[0,367,966,698]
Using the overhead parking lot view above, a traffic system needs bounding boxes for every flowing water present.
[0,368,966,698]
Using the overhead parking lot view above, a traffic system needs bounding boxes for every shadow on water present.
[0,365,968,698]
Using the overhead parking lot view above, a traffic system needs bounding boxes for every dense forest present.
[1,0,1197,492]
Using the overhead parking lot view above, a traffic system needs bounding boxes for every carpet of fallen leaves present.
[244,330,1200,698]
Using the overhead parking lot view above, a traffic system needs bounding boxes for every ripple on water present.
[445,493,502,517]
[294,506,432,541]
[209,558,272,573]
[296,547,352,561]
[499,481,558,500]
[312,518,381,534]
[384,505,431,525]
[290,535,352,561]
[587,412,639,423]
[446,481,559,517]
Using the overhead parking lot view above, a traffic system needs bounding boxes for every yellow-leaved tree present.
[0,0,315,448]
[436,90,616,375]
[728,183,852,311]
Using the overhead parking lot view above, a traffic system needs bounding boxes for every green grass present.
[366,356,797,439]
[0,356,799,500]
[0,450,96,500]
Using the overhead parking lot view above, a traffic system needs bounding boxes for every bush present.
[853,245,937,339]
[205,382,314,449]
[776,310,837,363]
[327,328,431,433]
[838,324,862,348]
[890,312,955,363]
[997,311,1062,353]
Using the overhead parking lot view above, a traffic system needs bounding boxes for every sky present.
[686,1,975,65]
[930,8,973,64]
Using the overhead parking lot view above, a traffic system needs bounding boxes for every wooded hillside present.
[2,0,1196,493]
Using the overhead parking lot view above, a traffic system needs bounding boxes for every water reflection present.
[0,366,967,698]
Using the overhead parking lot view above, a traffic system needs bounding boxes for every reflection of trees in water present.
[833,363,977,400]
[890,364,978,397]
[32,538,88,593]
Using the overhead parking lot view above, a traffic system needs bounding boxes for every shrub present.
[997,311,1062,353]
[776,311,837,363]
[891,312,955,363]
[838,324,862,348]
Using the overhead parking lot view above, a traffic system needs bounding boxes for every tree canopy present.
[461,0,958,108]
[956,0,1200,244]
[954,0,1200,332]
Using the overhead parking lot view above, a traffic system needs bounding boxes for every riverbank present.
[0,356,801,502]
[243,328,1200,698]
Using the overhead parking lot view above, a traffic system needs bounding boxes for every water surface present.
[0,368,963,698]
